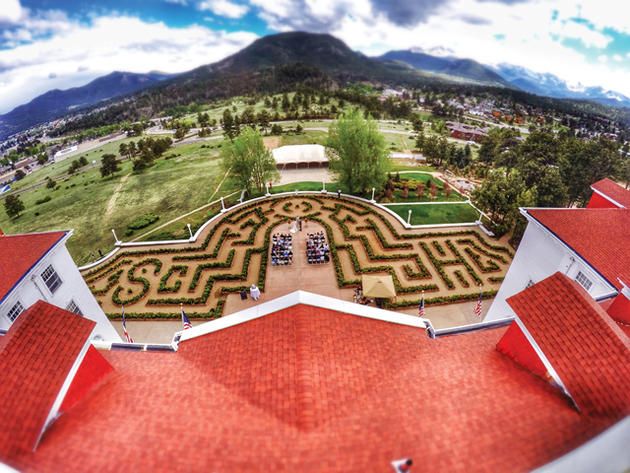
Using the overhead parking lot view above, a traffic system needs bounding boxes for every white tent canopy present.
[272,144,328,167]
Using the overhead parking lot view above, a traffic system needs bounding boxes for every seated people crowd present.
[306,231,330,264]
[271,233,293,266]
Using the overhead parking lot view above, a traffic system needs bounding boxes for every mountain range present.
[1,31,629,140]
[0,71,171,139]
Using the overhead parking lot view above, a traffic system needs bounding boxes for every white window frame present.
[41,264,62,294]
[575,271,593,291]
[6,301,25,322]
[66,300,83,316]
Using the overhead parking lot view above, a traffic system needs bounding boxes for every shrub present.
[127,213,160,231]
[35,196,52,205]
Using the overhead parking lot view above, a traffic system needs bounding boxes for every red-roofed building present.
[487,205,630,324]
[0,301,113,463]
[0,230,118,340]
[0,292,627,472]
[587,178,630,209]
[498,273,629,418]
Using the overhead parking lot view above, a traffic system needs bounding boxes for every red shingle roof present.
[9,305,616,472]
[0,300,95,461]
[0,231,67,304]
[507,273,630,418]
[591,178,630,208]
[527,208,630,290]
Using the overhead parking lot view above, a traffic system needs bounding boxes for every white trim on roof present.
[173,290,433,344]
[0,230,72,306]
[519,208,617,296]
[513,316,577,410]
[590,187,627,209]
[35,328,93,449]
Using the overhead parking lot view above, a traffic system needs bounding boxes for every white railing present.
[79,190,494,268]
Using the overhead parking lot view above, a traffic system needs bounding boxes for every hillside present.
[0,71,171,139]
[378,50,512,88]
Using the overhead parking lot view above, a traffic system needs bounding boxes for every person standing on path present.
[250,284,261,301]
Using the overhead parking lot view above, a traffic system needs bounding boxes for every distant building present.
[445,121,488,142]
[53,145,78,162]
[0,230,119,341]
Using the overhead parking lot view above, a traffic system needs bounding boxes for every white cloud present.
[0,15,257,114]
[165,0,189,5]
[198,0,249,19]
[0,0,22,24]
[247,0,630,97]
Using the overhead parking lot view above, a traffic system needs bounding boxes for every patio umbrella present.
[361,274,396,298]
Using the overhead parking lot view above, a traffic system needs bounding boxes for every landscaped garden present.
[82,194,512,320]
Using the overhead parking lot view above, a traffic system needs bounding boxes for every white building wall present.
[486,219,616,320]
[0,240,120,341]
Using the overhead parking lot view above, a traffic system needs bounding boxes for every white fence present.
[79,190,493,270]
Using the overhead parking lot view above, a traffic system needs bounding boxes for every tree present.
[4,194,25,218]
[326,108,389,195]
[222,108,238,140]
[270,124,283,135]
[100,154,120,177]
[14,169,25,180]
[221,127,278,194]
[257,110,271,132]
[46,177,56,189]
[472,169,536,236]
[533,166,568,207]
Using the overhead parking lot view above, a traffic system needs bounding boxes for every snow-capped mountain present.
[495,64,630,108]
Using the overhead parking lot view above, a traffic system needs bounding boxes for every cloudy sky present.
[0,0,629,114]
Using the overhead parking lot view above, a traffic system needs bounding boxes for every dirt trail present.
[104,173,131,219]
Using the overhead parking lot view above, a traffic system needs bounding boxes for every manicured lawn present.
[279,131,328,146]
[383,202,480,225]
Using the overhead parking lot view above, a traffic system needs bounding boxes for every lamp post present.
[371,187,376,202]
[187,223,193,239]
[265,183,270,196]
[220,196,226,213]
[322,179,327,193]
[111,228,120,245]
[407,209,412,225]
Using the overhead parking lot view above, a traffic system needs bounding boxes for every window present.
[6,301,24,322]
[41,265,62,293]
[66,300,83,316]
[575,271,593,291]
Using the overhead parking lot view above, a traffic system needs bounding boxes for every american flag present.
[418,293,425,317]
[181,304,192,330]
[473,290,483,318]
[121,305,134,343]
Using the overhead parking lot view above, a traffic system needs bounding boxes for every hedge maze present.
[82,195,513,319]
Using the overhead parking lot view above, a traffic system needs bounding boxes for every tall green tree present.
[100,154,120,177]
[221,127,278,194]
[559,138,619,205]
[326,108,389,195]
[472,169,536,236]
[4,194,25,219]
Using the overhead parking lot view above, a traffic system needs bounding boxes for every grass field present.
[383,202,480,225]
[0,141,228,264]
